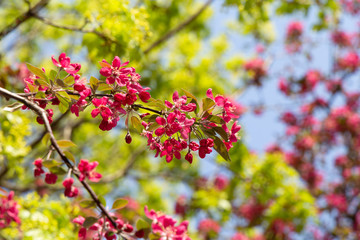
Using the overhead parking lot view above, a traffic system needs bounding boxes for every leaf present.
[42,133,50,145]
[64,151,75,164]
[58,102,68,113]
[80,199,96,209]
[56,79,68,88]
[142,114,159,123]
[131,116,143,133]
[49,166,67,175]
[213,136,231,161]
[214,126,229,141]
[35,91,46,99]
[49,69,57,81]
[147,122,160,131]
[42,159,62,168]
[83,217,98,228]
[64,75,75,85]
[202,98,215,112]
[97,83,113,91]
[56,92,71,106]
[98,196,106,206]
[207,115,225,125]
[3,102,23,112]
[34,79,50,87]
[57,140,76,148]
[112,198,128,209]
[182,89,198,104]
[149,233,161,240]
[27,84,38,93]
[147,98,166,110]
[136,218,150,230]
[99,61,112,68]
[26,63,48,81]
[90,76,99,89]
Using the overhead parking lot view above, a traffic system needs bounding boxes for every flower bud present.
[125,132,132,144]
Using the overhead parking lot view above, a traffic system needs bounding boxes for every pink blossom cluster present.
[73,215,142,240]
[243,58,267,86]
[145,206,191,240]
[0,191,21,229]
[285,21,303,53]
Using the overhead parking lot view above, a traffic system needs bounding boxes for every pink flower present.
[337,51,359,72]
[91,97,113,120]
[326,194,348,213]
[207,89,241,122]
[45,172,58,184]
[286,21,303,40]
[144,206,191,240]
[243,58,267,85]
[99,56,131,85]
[0,191,21,229]
[214,175,229,190]
[78,159,102,182]
[331,30,352,47]
[165,91,196,112]
[63,178,79,198]
[231,233,250,240]
[51,53,81,74]
[198,219,220,234]
[198,138,214,158]
[33,158,45,177]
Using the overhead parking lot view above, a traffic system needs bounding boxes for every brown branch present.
[0,0,50,40]
[143,0,214,54]
[32,14,120,45]
[0,87,124,233]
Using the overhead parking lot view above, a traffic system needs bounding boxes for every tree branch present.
[0,0,50,40]
[143,0,214,54]
[0,87,125,234]
[32,14,120,45]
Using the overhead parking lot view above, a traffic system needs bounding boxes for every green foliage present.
[0,193,78,240]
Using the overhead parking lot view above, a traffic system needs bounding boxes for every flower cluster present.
[0,191,21,229]
[285,21,303,53]
[145,206,191,240]
[243,58,267,86]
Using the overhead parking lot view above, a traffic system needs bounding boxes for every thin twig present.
[0,0,50,40]
[143,0,214,54]
[32,14,120,45]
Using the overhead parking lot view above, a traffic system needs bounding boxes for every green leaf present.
[136,218,150,230]
[49,69,57,81]
[98,83,113,91]
[35,91,46,99]
[99,196,106,206]
[83,217,98,228]
[34,79,50,87]
[131,116,143,133]
[202,98,215,112]
[90,76,99,89]
[42,160,62,168]
[214,126,229,141]
[58,102,68,113]
[55,92,71,105]
[112,198,128,209]
[80,199,96,209]
[56,79,69,88]
[49,166,67,175]
[57,140,76,148]
[213,136,231,161]
[42,133,50,145]
[147,122,160,131]
[147,98,166,110]
[27,84,38,93]
[64,75,75,85]
[142,114,159,123]
[26,63,48,81]
[64,151,75,164]
[207,115,225,125]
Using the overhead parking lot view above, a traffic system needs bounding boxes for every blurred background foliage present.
[0,0,344,239]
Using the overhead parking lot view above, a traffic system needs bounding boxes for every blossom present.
[144,206,191,240]
[63,178,79,198]
[198,138,214,158]
[99,56,131,85]
[214,175,229,190]
[78,159,102,182]
[51,53,81,74]
[165,91,196,112]
[326,194,348,213]
[45,172,58,184]
[0,191,21,229]
[33,158,44,177]
[198,219,220,235]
